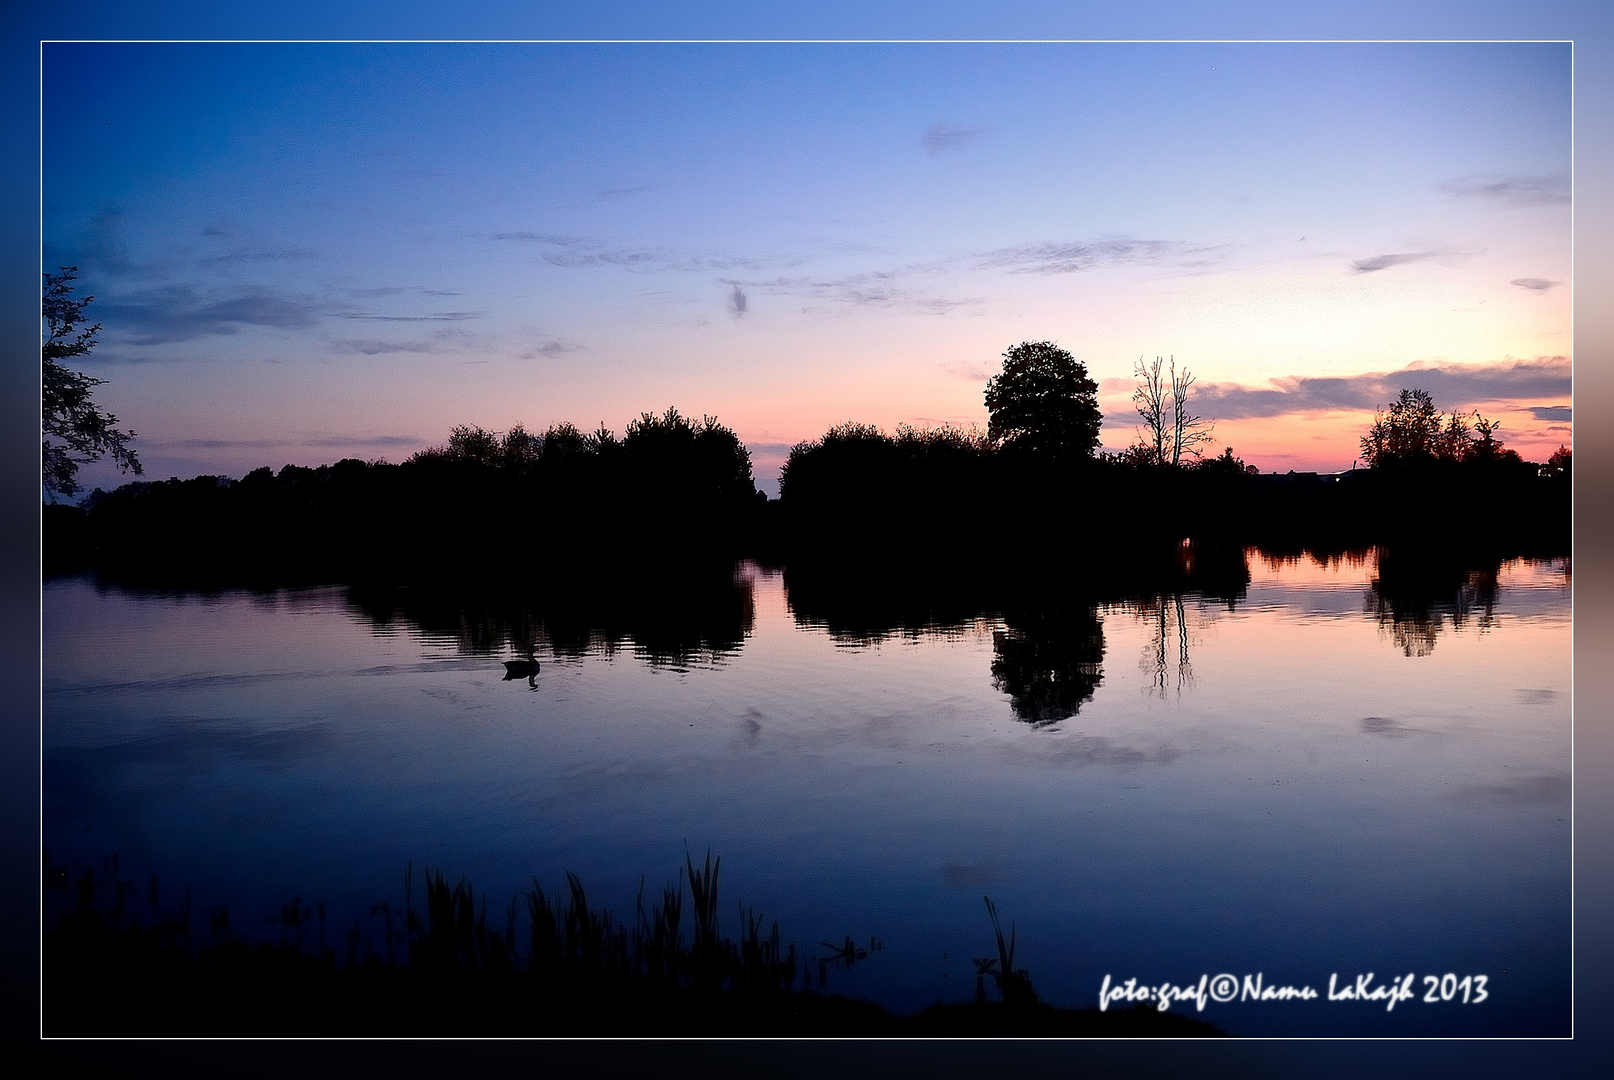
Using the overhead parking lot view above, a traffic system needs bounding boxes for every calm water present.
[42,550,1571,1036]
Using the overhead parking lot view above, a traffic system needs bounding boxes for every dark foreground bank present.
[43,854,1223,1038]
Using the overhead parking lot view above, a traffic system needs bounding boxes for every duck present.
[502,650,540,680]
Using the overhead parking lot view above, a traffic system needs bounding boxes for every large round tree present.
[983,341,1102,461]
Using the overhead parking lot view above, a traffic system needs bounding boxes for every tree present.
[1543,444,1571,479]
[1129,355,1213,466]
[623,406,756,502]
[499,423,542,466]
[1467,413,1508,464]
[983,341,1102,460]
[1359,388,1504,467]
[446,424,500,464]
[43,267,142,499]
[1131,355,1168,465]
[1195,446,1249,475]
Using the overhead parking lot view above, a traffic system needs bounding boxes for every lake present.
[41,548,1571,1036]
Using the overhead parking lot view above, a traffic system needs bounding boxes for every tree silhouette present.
[42,267,142,499]
[1543,444,1571,479]
[624,407,756,503]
[1359,389,1442,466]
[1130,354,1213,466]
[1359,388,1507,468]
[983,341,1102,461]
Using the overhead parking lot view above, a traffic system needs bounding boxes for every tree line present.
[775,340,1566,564]
[46,407,764,584]
[42,264,1569,582]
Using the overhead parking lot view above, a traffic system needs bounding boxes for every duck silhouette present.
[502,649,539,680]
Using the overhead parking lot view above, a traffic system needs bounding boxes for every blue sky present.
[43,40,1571,492]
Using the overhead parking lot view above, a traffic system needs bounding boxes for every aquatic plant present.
[980,896,1037,1008]
[42,850,1219,1036]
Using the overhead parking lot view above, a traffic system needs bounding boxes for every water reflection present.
[1367,549,1500,658]
[343,564,755,668]
[1256,547,1374,576]
[316,543,1557,705]
[1177,540,1252,607]
[41,540,1571,1035]
[74,542,1553,695]
[1134,595,1194,699]
[782,559,994,645]
[989,604,1105,726]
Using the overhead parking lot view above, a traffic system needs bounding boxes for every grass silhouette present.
[43,851,1223,1037]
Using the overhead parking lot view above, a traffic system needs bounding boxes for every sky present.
[43,40,1572,495]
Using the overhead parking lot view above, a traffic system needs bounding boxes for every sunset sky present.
[43,41,1571,495]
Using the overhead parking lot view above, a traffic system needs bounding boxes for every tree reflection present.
[1367,548,1499,657]
[1133,594,1194,699]
[343,562,756,669]
[989,605,1106,727]
[781,557,995,646]
[1179,540,1252,608]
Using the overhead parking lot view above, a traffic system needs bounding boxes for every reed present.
[981,895,1037,1008]
[42,851,1221,1036]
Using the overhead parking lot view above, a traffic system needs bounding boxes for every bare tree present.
[1131,355,1213,466]
[1132,355,1168,465]
[1170,362,1214,465]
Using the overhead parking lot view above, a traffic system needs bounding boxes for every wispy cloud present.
[1188,357,1571,419]
[142,437,292,451]
[335,285,464,299]
[923,123,991,156]
[1350,251,1440,274]
[544,247,763,273]
[91,276,482,346]
[336,310,482,322]
[333,339,436,355]
[727,283,748,317]
[53,206,188,281]
[723,272,979,315]
[978,239,1227,275]
[493,230,1227,299]
[490,230,790,275]
[144,434,421,451]
[543,248,664,269]
[71,216,321,279]
[522,338,585,359]
[98,284,327,345]
[490,229,648,265]
[303,434,423,449]
[488,231,585,244]
[600,185,656,200]
[199,247,317,267]
[1511,277,1560,291]
[1439,174,1570,208]
[1529,405,1572,422]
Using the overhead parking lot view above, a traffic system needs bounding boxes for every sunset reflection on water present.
[43,548,1570,1035]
